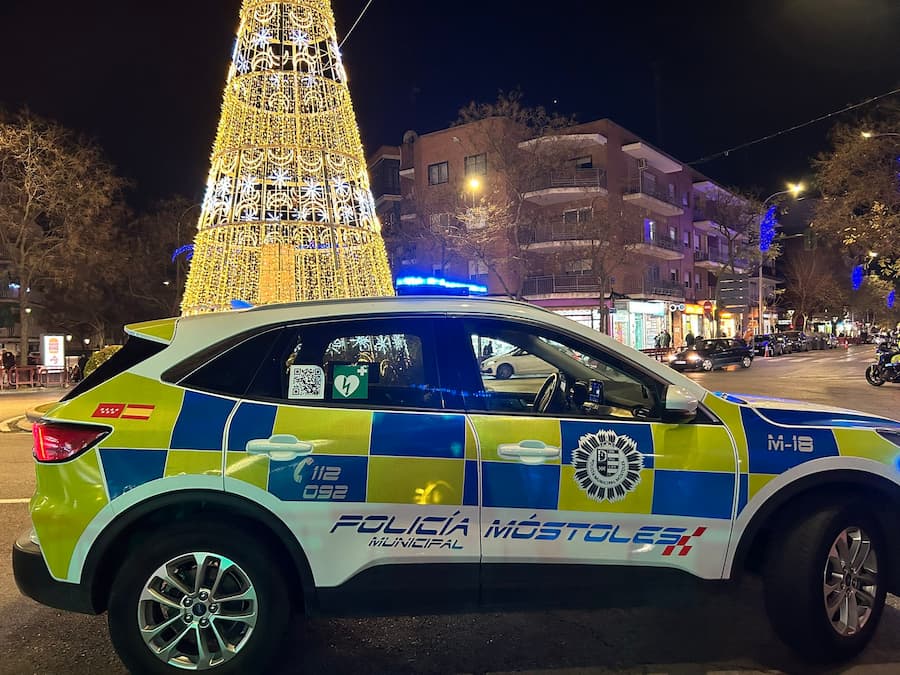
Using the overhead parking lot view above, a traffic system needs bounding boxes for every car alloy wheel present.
[496,364,514,380]
[138,552,258,670]
[741,356,752,368]
[823,527,879,637]
[701,359,714,372]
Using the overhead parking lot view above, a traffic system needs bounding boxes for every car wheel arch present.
[83,489,316,614]
[731,470,900,590]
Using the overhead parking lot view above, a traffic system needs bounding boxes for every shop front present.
[679,301,719,345]
[611,300,668,350]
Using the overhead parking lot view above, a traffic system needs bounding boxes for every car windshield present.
[693,339,722,351]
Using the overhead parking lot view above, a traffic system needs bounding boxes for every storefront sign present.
[41,335,65,369]
[628,301,666,316]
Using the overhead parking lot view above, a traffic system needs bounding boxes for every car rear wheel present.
[495,363,514,380]
[701,358,714,372]
[108,520,291,674]
[763,501,886,663]
[741,356,752,368]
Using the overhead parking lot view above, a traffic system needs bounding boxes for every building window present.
[571,155,593,170]
[428,161,449,185]
[668,225,677,242]
[564,258,592,274]
[695,273,702,290]
[667,184,676,202]
[468,259,488,285]
[682,191,689,207]
[645,218,657,242]
[648,265,660,281]
[670,268,679,283]
[563,207,593,224]
[464,153,487,177]
[643,172,657,194]
[683,230,691,247]
[430,212,452,232]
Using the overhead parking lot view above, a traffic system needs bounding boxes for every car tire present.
[741,356,752,368]
[495,363,514,380]
[763,501,886,663]
[701,359,714,372]
[107,519,291,674]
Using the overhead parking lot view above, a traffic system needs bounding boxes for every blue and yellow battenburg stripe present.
[472,415,738,520]
[225,403,479,506]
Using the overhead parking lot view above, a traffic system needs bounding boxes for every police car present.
[13,297,900,673]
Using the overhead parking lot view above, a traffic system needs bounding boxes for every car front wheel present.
[701,359,714,372]
[495,363,514,380]
[741,356,752,368]
[108,519,291,674]
[763,501,886,663]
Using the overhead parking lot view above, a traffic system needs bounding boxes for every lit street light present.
[758,183,804,334]
[861,131,900,139]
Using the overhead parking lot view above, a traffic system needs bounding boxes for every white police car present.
[14,297,900,672]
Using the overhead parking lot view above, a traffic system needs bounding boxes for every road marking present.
[0,415,28,433]
[0,498,30,504]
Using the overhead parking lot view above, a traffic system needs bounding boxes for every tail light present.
[33,421,109,463]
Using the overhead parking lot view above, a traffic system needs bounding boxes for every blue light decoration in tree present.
[888,290,896,309]
[852,265,865,291]
[172,245,194,263]
[759,205,777,253]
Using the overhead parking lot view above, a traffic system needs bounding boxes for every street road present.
[2,347,900,674]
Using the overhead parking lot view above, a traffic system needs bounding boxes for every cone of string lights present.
[180,0,395,315]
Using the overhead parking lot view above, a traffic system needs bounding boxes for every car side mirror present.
[662,385,699,424]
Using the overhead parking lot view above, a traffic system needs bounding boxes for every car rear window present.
[61,336,167,401]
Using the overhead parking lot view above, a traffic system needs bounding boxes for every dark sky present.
[1,0,898,204]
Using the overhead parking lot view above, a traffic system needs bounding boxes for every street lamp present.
[861,131,900,139]
[465,177,481,208]
[758,183,804,335]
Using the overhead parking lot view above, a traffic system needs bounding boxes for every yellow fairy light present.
[181,0,395,315]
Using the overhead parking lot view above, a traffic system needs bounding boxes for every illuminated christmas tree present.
[181,0,394,314]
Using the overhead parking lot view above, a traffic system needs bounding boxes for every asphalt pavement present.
[2,346,900,674]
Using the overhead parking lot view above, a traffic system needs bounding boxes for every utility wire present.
[689,86,900,166]
[339,0,375,49]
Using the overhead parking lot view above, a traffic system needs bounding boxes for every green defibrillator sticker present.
[332,364,370,400]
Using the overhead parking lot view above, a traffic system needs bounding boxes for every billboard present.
[41,335,65,369]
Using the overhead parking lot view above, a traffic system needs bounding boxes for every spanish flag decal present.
[91,403,155,421]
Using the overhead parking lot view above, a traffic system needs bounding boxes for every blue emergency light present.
[395,276,488,297]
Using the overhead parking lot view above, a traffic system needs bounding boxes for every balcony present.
[639,277,685,299]
[692,207,720,232]
[523,168,608,205]
[693,249,750,272]
[633,235,684,261]
[622,177,684,216]
[524,223,595,250]
[523,274,601,298]
[518,132,608,151]
[622,142,682,174]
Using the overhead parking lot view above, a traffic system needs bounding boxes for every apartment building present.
[369,118,765,349]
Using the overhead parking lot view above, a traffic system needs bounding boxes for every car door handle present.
[245,435,314,461]
[497,440,560,465]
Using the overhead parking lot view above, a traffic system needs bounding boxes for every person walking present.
[685,331,695,348]
[660,329,671,349]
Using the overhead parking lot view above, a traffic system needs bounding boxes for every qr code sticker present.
[288,365,326,400]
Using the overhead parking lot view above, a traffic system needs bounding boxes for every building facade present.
[370,118,768,349]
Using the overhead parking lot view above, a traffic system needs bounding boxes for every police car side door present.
[218,316,480,613]
[446,316,738,606]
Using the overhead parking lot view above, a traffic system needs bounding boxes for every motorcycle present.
[865,342,900,386]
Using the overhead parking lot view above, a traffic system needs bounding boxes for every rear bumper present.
[12,530,98,615]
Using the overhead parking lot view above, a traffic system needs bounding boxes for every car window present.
[177,328,284,397]
[462,318,659,419]
[246,318,444,410]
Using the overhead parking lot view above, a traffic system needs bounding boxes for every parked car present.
[753,334,785,357]
[780,331,811,352]
[482,347,554,379]
[14,297,900,671]
[668,338,754,371]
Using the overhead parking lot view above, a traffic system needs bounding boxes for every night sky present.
[1,0,898,205]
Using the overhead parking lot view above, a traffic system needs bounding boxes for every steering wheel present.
[534,372,566,414]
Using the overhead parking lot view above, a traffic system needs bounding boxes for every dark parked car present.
[753,334,786,357]
[668,338,754,372]
[780,331,811,352]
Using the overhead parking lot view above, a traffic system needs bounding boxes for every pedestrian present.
[654,333,661,348]
[77,353,89,381]
[685,331,695,348]
[660,329,671,348]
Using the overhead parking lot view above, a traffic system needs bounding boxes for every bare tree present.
[781,248,846,330]
[0,110,125,362]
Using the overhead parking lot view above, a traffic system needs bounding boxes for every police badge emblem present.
[572,430,643,502]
